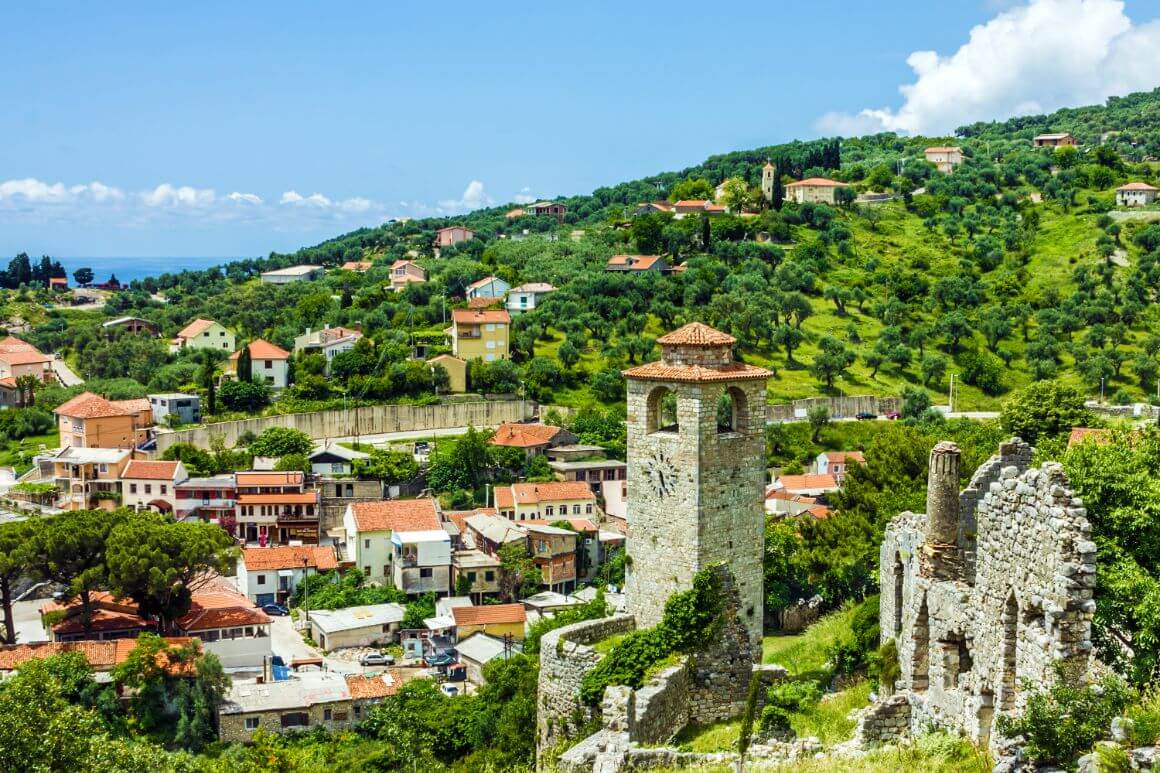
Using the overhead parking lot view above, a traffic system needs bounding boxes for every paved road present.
[51,356,84,387]
[327,425,475,448]
[269,615,322,663]
[10,598,50,644]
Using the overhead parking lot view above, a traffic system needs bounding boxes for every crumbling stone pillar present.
[922,441,963,580]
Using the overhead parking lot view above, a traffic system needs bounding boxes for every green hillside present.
[31,87,1160,413]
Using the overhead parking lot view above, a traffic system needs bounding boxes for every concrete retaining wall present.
[768,395,900,422]
[155,400,533,452]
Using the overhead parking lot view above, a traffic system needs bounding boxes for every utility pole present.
[948,373,955,414]
[1101,376,1106,404]
[302,557,310,625]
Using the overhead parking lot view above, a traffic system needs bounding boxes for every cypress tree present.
[237,344,253,383]
[701,215,711,250]
[772,163,785,211]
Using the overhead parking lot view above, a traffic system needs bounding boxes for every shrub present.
[869,639,900,692]
[249,426,313,457]
[1000,380,1096,444]
[996,671,1133,765]
[760,679,823,737]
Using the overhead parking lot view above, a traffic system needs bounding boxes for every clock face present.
[643,450,678,499]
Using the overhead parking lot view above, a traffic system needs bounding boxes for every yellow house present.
[495,481,597,522]
[450,309,510,362]
[54,392,153,449]
[451,603,526,641]
[784,177,851,204]
[427,353,467,393]
[49,446,134,511]
[171,319,235,353]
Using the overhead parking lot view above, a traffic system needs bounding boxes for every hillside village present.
[3,89,1160,771]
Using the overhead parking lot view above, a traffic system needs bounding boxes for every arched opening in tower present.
[716,386,747,434]
[646,385,679,434]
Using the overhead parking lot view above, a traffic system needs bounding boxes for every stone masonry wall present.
[630,662,691,745]
[870,439,1095,753]
[537,614,636,754]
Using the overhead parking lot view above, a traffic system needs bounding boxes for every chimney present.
[922,441,962,580]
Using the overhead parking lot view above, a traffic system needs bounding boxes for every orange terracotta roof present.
[451,309,511,325]
[805,505,832,519]
[346,670,403,700]
[0,336,39,353]
[765,490,817,504]
[776,473,839,491]
[112,398,151,414]
[495,482,595,509]
[122,460,182,480]
[467,296,500,309]
[236,492,318,505]
[177,592,270,631]
[0,641,119,671]
[522,518,599,532]
[341,261,373,271]
[657,322,735,346]
[466,275,502,291]
[230,339,290,360]
[176,318,218,339]
[607,255,665,270]
[242,545,339,571]
[436,226,473,233]
[235,471,304,486]
[452,603,526,626]
[622,361,771,383]
[51,607,148,636]
[0,349,50,365]
[1068,427,1112,448]
[673,199,709,208]
[924,146,962,153]
[1118,182,1159,191]
[54,391,140,419]
[0,377,16,389]
[785,177,848,187]
[490,423,563,448]
[351,499,441,533]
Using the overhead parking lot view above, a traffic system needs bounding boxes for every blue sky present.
[2,0,1158,258]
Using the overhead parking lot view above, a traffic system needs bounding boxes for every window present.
[280,712,309,728]
[324,709,333,721]
[467,571,477,582]
[545,506,554,516]
[160,485,167,495]
[485,570,495,582]
[420,567,433,578]
[573,505,581,515]
[364,565,370,575]
[144,484,152,495]
[364,539,370,549]
[129,483,138,494]
[245,717,260,730]
[585,504,593,514]
[354,706,361,718]
[382,565,389,577]
[264,360,273,368]
[98,463,108,473]
[257,574,266,585]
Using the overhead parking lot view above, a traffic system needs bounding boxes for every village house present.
[307,441,369,476]
[259,264,323,284]
[343,499,451,595]
[465,275,511,301]
[522,522,578,593]
[924,146,964,174]
[548,457,627,495]
[120,459,188,513]
[672,199,726,218]
[494,481,597,522]
[605,255,669,273]
[632,201,675,216]
[1033,132,1076,147]
[101,316,161,338]
[54,391,153,449]
[489,422,578,458]
[601,477,627,528]
[450,308,510,362]
[170,318,235,352]
[340,260,373,272]
[764,488,820,517]
[175,474,236,525]
[0,336,54,383]
[234,471,320,545]
[0,637,195,677]
[452,603,526,641]
[308,603,406,651]
[293,326,363,372]
[506,282,556,314]
[785,177,851,204]
[426,353,467,393]
[455,632,517,684]
[237,545,339,606]
[48,276,68,291]
[524,201,568,223]
[433,225,474,249]
[389,259,427,291]
[45,446,135,512]
[174,589,272,669]
[452,548,502,600]
[1116,181,1160,207]
[229,339,291,389]
[148,392,201,425]
[462,512,527,556]
[770,472,839,498]
[814,450,865,485]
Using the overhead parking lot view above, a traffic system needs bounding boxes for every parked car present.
[440,683,460,697]
[885,411,901,420]
[262,603,290,616]
[360,651,395,667]
[855,411,876,420]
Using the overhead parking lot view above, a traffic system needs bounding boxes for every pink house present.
[434,226,475,248]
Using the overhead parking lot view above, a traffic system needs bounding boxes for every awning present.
[277,569,294,578]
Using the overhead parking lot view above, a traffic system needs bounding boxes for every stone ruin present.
[857,438,1096,753]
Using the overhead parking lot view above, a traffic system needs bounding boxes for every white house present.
[176,590,272,669]
[308,603,406,651]
[229,340,291,389]
[308,442,370,476]
[121,459,188,513]
[814,451,865,485]
[344,498,451,594]
[506,283,556,315]
[455,632,518,684]
[465,276,511,301]
[1116,182,1160,207]
[238,545,340,606]
[260,265,324,284]
[293,326,363,373]
[171,319,235,353]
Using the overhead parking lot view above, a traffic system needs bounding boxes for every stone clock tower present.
[622,322,770,653]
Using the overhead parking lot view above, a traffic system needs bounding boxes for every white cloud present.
[337,197,372,213]
[0,178,124,204]
[141,183,215,207]
[438,180,493,212]
[512,186,535,205]
[280,190,333,207]
[817,0,1160,136]
[227,191,263,205]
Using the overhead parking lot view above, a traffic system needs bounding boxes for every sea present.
[60,256,248,285]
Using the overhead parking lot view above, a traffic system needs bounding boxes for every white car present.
[440,683,460,697]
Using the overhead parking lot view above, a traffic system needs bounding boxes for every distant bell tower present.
[622,322,771,654]
[761,160,775,202]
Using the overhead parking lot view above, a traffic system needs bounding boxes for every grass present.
[591,633,625,655]
[790,680,873,745]
[0,431,58,474]
[670,719,741,753]
[768,732,993,772]
[762,604,859,675]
